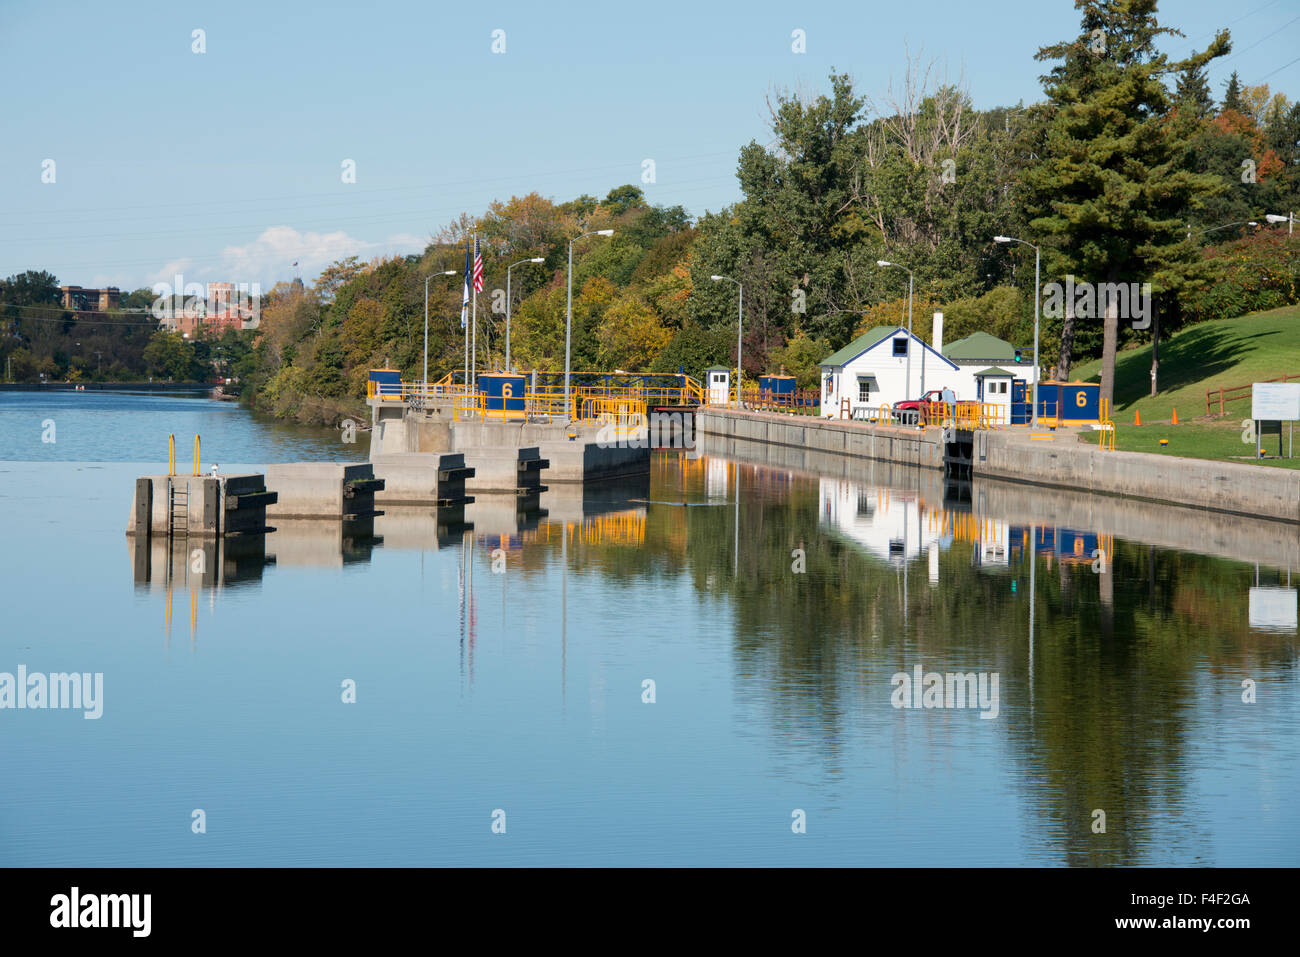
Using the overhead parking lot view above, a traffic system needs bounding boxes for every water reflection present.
[112,450,1298,864]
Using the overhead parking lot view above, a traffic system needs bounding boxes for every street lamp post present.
[423,270,456,392]
[1189,219,1258,239]
[876,261,915,400]
[506,257,545,371]
[994,236,1041,427]
[565,229,613,416]
[709,275,743,408]
[1266,212,1295,236]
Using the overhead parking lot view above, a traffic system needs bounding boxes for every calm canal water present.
[1,391,1297,866]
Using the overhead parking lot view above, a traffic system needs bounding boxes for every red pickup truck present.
[894,389,949,413]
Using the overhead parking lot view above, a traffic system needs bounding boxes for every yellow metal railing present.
[371,373,707,415]
[1098,398,1116,451]
[577,396,648,437]
[367,379,473,402]
[919,401,1005,429]
[166,433,205,474]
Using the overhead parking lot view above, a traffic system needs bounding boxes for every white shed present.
[972,367,1015,421]
[704,366,731,405]
[818,325,961,419]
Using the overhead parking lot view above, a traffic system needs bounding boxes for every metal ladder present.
[167,480,189,543]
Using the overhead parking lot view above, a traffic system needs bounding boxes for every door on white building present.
[707,368,730,405]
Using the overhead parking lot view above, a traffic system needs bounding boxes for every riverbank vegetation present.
[0,269,257,385]
[235,1,1298,425]
[4,1,1297,426]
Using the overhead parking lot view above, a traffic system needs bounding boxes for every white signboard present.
[1251,382,1300,421]
[1248,586,1298,632]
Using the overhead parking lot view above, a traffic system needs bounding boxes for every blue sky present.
[0,0,1296,293]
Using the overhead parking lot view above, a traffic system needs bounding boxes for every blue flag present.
[461,238,471,329]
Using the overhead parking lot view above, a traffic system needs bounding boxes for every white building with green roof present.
[817,325,961,419]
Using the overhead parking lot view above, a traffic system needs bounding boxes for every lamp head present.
[876,260,891,267]
[709,275,724,281]
[1267,214,1289,224]
[596,229,614,236]
[993,236,1011,243]
[529,257,545,263]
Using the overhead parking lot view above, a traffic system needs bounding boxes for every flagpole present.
[462,238,470,396]
[471,233,477,391]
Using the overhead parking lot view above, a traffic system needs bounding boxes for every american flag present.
[472,236,484,293]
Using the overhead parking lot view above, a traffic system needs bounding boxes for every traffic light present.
[1014,348,1022,363]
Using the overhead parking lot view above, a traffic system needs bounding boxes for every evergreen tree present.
[1222,71,1244,114]
[1175,62,1214,118]
[1020,0,1230,402]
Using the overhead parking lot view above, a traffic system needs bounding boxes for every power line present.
[0,303,159,325]
[1217,13,1300,67]
[0,149,739,221]
[1257,53,1300,82]
[1174,0,1282,53]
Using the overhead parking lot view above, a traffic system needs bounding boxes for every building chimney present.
[933,311,944,355]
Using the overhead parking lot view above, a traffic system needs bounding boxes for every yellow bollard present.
[193,435,200,476]
[168,434,175,477]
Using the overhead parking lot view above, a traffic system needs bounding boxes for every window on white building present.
[858,379,871,402]
[892,338,908,357]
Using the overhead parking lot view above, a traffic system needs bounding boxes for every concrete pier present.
[127,473,277,538]
[368,399,650,484]
[463,446,548,500]
[370,452,475,506]
[265,462,384,520]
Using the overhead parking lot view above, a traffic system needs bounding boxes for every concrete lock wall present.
[702,428,1300,567]
[265,463,379,519]
[463,447,549,495]
[370,452,473,506]
[697,408,1300,525]
[696,408,944,471]
[976,429,1300,523]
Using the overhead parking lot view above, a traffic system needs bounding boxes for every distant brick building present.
[60,286,120,311]
[158,282,258,336]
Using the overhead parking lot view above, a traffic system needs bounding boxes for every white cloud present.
[121,227,426,295]
[219,226,426,289]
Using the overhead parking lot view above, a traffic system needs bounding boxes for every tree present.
[314,257,366,304]
[1175,62,1214,118]
[603,184,648,215]
[0,270,60,306]
[143,332,204,381]
[1222,71,1244,115]
[1021,0,1230,400]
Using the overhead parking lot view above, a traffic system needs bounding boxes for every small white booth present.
[973,367,1015,422]
[705,366,731,405]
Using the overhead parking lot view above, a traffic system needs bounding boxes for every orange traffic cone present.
[1134,409,1142,426]
[1171,408,1179,425]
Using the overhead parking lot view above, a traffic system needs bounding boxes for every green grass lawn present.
[1078,420,1300,468]
[1069,304,1300,425]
